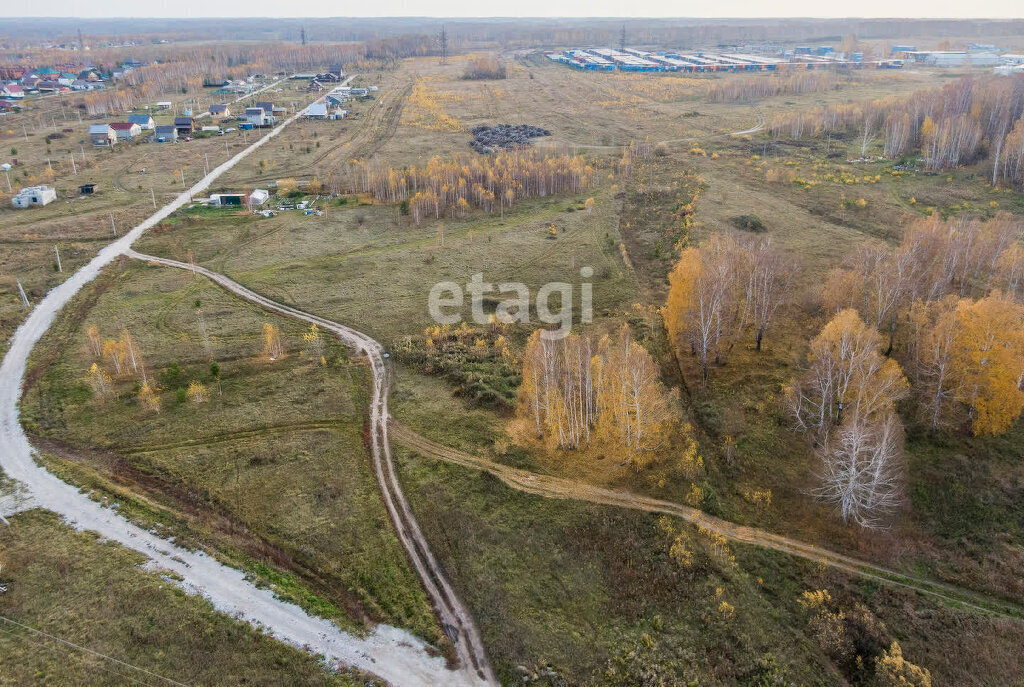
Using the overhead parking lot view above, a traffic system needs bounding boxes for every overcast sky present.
[0,0,1020,19]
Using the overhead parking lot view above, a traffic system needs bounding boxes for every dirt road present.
[389,424,1024,620]
[127,251,497,685]
[0,83,489,687]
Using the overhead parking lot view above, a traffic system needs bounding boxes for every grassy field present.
[6,50,1024,685]
[19,260,441,644]
[0,509,372,686]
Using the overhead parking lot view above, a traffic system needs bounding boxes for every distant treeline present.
[5,17,1024,51]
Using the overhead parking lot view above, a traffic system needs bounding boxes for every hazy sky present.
[1,0,1021,18]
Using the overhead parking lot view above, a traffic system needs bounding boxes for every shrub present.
[731,214,766,232]
[462,55,507,80]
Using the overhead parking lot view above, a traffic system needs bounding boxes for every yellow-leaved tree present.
[261,323,284,361]
[790,309,909,528]
[949,292,1024,435]
[518,326,684,471]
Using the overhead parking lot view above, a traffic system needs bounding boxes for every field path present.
[389,424,1024,620]
[124,254,1023,625]
[0,76,491,687]
[126,250,497,685]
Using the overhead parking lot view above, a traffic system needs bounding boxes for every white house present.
[12,185,57,208]
[110,122,141,140]
[2,83,24,99]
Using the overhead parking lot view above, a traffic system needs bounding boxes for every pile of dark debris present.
[469,124,551,153]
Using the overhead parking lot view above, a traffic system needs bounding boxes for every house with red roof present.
[110,122,142,141]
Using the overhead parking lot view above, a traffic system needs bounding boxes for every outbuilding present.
[305,103,328,119]
[173,117,195,134]
[12,185,57,208]
[89,123,117,146]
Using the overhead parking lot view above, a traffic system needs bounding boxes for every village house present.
[154,125,178,142]
[245,106,269,127]
[128,114,155,130]
[110,122,142,141]
[12,185,57,208]
[209,104,230,117]
[89,123,117,146]
[2,84,24,99]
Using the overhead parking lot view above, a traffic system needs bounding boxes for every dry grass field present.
[5,45,1024,686]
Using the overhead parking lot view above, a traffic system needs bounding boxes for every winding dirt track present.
[126,254,1024,625]
[127,250,496,685]
[390,425,1024,621]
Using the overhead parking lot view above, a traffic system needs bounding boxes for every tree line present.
[345,149,594,224]
[706,70,839,104]
[768,75,1024,185]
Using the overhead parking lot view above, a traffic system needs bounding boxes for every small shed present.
[80,183,96,194]
[209,193,247,206]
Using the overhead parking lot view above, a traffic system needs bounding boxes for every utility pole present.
[619,24,627,52]
[204,153,209,177]
[69,155,76,175]
[300,27,307,46]
[151,187,156,208]
[438,25,448,64]
[110,213,116,236]
[80,143,86,161]
[3,169,10,192]
[54,245,62,272]
[17,281,29,309]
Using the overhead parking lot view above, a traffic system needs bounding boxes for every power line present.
[0,616,192,687]
[0,624,155,687]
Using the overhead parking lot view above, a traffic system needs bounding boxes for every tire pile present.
[469,124,551,153]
